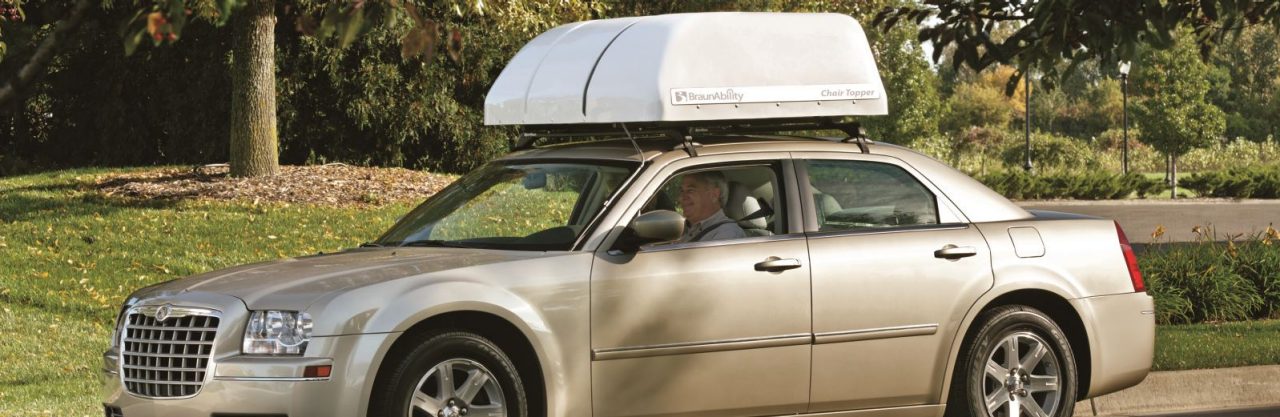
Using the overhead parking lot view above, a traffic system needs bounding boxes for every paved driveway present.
[1135,406,1280,416]
[1018,200,1280,243]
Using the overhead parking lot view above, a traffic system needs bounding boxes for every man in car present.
[678,171,746,242]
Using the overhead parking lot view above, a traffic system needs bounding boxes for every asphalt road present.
[1134,406,1280,416]
[1018,200,1280,243]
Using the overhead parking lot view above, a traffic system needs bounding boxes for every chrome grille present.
[120,306,220,398]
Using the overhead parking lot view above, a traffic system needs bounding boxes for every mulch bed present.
[95,164,455,207]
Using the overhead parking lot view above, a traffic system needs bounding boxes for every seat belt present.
[690,220,740,242]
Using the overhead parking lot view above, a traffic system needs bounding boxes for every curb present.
[1073,365,1280,416]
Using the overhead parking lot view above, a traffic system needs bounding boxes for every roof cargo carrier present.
[484,12,889,137]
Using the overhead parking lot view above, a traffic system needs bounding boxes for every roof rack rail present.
[514,117,871,155]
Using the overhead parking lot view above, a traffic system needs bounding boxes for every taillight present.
[1115,221,1145,292]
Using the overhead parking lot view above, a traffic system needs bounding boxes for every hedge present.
[1181,165,1280,198]
[975,170,1166,200]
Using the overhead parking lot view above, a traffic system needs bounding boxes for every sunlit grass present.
[1154,319,1280,371]
[0,168,416,416]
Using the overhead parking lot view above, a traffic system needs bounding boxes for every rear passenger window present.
[806,160,939,231]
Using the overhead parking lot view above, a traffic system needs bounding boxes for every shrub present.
[1138,227,1280,324]
[998,132,1099,171]
[1182,165,1280,198]
[976,170,1164,200]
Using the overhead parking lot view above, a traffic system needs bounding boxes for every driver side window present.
[638,164,784,245]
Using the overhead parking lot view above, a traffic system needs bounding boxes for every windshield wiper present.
[358,242,383,248]
[399,239,476,248]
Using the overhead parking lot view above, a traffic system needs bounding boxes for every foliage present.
[1141,226,1280,324]
[997,132,1098,171]
[942,81,1014,133]
[1182,165,1280,199]
[976,170,1163,200]
[1132,29,1227,158]
[1211,24,1280,143]
[875,0,1280,95]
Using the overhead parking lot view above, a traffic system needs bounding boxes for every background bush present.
[1140,228,1280,324]
[975,170,1164,200]
[1182,165,1280,198]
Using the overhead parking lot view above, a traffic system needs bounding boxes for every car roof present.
[499,136,1032,223]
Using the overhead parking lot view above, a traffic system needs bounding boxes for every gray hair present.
[687,171,729,206]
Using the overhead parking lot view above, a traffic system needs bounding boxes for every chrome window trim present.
[813,324,939,345]
[634,233,806,253]
[119,304,222,400]
[806,223,971,240]
[592,333,812,361]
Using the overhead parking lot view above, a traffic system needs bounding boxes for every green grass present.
[0,168,414,416]
[1138,172,1201,199]
[1154,319,1280,371]
[1,168,1277,416]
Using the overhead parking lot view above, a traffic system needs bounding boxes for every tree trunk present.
[1170,154,1178,199]
[229,0,279,177]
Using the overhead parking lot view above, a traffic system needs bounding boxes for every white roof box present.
[484,12,887,126]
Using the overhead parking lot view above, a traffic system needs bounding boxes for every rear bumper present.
[102,332,394,417]
[1072,292,1155,397]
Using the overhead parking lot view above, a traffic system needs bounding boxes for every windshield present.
[376,161,637,251]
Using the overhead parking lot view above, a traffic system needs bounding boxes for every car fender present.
[340,280,568,417]
[936,264,1088,406]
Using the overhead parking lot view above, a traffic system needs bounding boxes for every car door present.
[590,155,811,417]
[795,153,995,412]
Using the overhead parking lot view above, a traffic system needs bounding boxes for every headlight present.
[243,310,313,355]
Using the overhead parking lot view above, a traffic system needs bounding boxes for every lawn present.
[1153,319,1280,371]
[0,168,1276,416]
[0,168,413,416]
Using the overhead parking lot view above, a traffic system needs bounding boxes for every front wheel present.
[948,305,1078,417]
[370,331,527,417]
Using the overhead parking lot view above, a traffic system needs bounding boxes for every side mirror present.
[614,210,685,253]
[632,210,685,242]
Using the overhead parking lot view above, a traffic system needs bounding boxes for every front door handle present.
[755,256,802,272]
[934,245,978,260]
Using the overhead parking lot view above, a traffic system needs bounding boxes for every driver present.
[678,171,746,243]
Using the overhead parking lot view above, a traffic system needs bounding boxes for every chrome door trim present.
[813,324,939,345]
[592,333,812,361]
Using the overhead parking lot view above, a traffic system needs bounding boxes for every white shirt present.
[680,209,747,243]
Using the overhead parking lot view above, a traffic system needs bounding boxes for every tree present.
[1132,30,1226,196]
[1211,24,1279,144]
[875,0,1280,94]
[0,0,466,177]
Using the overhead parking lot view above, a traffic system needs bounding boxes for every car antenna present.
[619,122,644,162]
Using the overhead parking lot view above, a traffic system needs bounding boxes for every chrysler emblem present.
[156,304,173,322]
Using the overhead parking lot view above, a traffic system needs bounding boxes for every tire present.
[369,331,528,417]
[945,305,1078,417]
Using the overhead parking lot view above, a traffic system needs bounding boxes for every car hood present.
[138,247,550,309]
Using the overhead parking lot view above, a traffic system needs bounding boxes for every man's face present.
[679,175,721,224]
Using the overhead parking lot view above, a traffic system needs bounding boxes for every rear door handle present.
[755,256,802,272]
[934,245,977,260]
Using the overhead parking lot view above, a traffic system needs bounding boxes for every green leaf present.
[338,7,366,49]
[123,28,146,56]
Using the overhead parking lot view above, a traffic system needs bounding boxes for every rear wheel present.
[370,331,527,417]
[947,305,1077,417]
